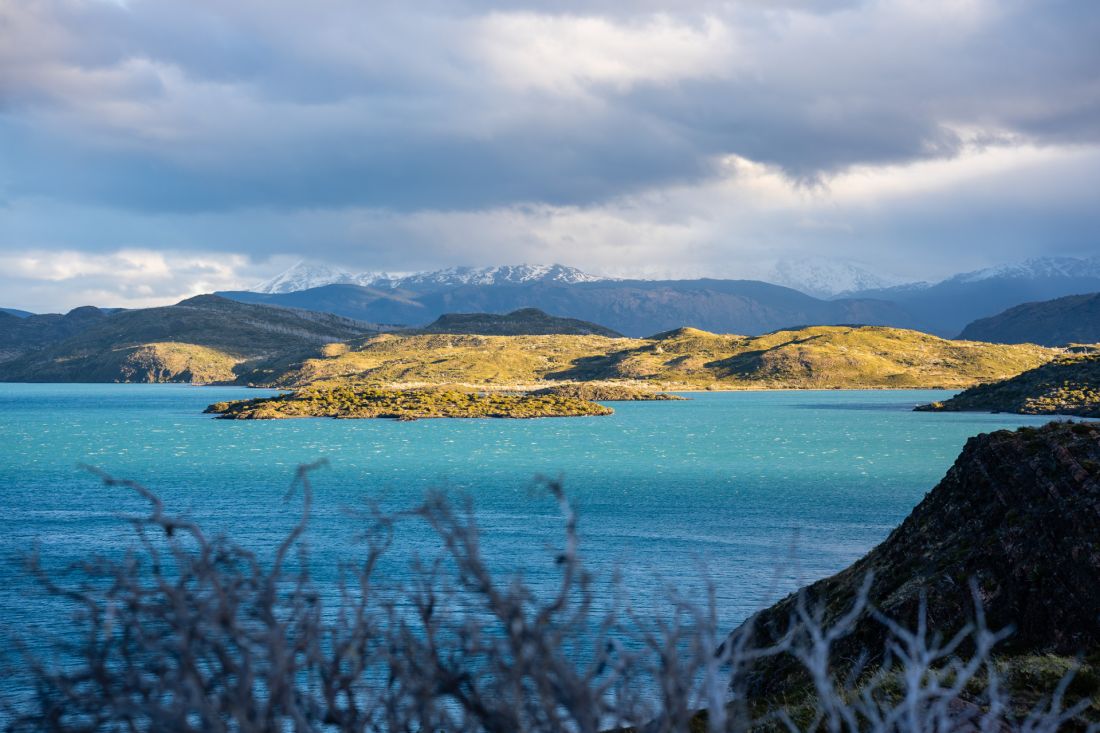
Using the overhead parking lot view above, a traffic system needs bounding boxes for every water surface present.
[0,384,1057,635]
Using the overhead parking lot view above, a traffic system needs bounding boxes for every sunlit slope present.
[247,325,1056,390]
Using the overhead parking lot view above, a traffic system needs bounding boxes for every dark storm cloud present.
[2,0,1098,216]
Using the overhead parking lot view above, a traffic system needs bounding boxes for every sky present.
[2,0,1099,311]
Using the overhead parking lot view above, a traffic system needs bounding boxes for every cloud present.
[0,249,257,312]
[2,0,1098,211]
[0,0,1097,308]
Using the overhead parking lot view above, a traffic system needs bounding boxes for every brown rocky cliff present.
[735,420,1100,695]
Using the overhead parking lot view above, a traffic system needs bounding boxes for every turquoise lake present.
[0,383,1059,636]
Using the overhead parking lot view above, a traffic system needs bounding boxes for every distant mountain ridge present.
[958,292,1100,346]
[221,278,914,338]
[233,256,1100,337]
[253,262,603,294]
[846,255,1100,335]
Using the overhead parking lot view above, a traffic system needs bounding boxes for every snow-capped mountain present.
[253,262,393,294]
[254,262,606,294]
[948,256,1100,284]
[382,264,605,290]
[766,257,907,298]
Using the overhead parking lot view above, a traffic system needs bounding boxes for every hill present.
[957,292,1100,346]
[218,279,915,337]
[916,354,1100,418]
[733,421,1100,713]
[247,325,1055,390]
[419,308,621,337]
[0,306,111,363]
[0,296,376,384]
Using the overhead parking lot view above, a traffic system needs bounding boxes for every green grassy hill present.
[916,354,1100,417]
[0,295,376,384]
[247,325,1055,390]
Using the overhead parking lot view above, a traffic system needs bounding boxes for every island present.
[915,354,1100,418]
[204,386,615,420]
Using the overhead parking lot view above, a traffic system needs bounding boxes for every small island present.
[916,354,1100,418]
[205,386,615,420]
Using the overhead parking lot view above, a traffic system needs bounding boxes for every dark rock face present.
[737,421,1100,694]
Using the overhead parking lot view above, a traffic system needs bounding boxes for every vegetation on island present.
[7,422,1099,729]
[529,382,686,401]
[253,324,1056,391]
[916,354,1100,417]
[205,386,614,420]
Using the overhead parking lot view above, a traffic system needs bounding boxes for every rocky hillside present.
[916,354,1100,418]
[0,296,376,384]
[251,325,1055,390]
[958,292,1100,346]
[419,308,621,337]
[735,421,1100,703]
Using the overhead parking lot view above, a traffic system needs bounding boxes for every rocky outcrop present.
[736,421,1100,696]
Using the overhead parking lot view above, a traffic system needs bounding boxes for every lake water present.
[0,383,1058,639]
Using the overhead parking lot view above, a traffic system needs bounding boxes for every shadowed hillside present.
[0,306,110,363]
[419,307,622,337]
[958,292,1100,346]
[0,295,376,384]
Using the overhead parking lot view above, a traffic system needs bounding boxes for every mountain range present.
[221,277,914,338]
[218,256,1100,339]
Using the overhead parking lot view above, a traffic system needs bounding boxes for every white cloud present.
[472,13,737,95]
[0,249,258,311]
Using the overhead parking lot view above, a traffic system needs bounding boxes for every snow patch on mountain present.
[253,261,405,293]
[254,262,606,294]
[950,256,1100,284]
[383,264,605,289]
[767,257,906,298]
